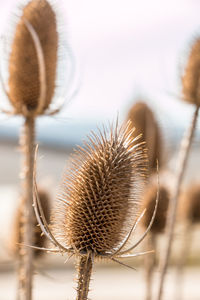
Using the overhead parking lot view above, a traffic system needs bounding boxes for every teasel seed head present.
[180,184,200,224]
[126,101,162,173]
[141,182,169,234]
[52,122,148,256]
[11,189,50,258]
[8,0,58,115]
[182,37,200,105]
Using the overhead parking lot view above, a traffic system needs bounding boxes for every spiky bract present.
[126,101,162,173]
[180,184,200,223]
[182,38,200,105]
[52,123,147,255]
[11,189,50,257]
[141,184,169,234]
[8,0,58,114]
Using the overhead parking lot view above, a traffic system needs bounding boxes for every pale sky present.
[0,0,200,132]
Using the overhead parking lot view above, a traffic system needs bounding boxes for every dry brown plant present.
[4,1,59,299]
[32,122,159,300]
[175,184,200,300]
[11,189,50,258]
[157,37,200,300]
[182,38,200,106]
[141,182,169,300]
[126,101,162,174]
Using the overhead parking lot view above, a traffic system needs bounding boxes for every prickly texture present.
[11,189,50,258]
[126,102,162,173]
[180,184,200,223]
[141,184,169,234]
[52,123,147,255]
[182,38,200,105]
[76,253,93,300]
[8,0,58,113]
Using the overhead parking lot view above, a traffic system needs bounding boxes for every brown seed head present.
[8,0,58,114]
[52,122,147,255]
[182,38,200,105]
[141,183,169,234]
[180,184,200,223]
[126,101,162,173]
[11,189,50,258]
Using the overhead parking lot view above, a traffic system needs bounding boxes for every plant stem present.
[145,233,156,300]
[175,222,192,300]
[156,106,199,300]
[76,253,93,300]
[18,116,35,300]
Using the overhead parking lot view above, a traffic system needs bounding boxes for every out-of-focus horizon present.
[0,0,200,146]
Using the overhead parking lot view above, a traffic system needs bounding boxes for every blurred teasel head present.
[141,182,169,234]
[180,184,200,224]
[182,37,200,106]
[126,101,162,174]
[4,0,71,116]
[11,189,51,258]
[51,121,148,256]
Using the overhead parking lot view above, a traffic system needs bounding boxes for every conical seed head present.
[8,0,58,113]
[182,38,200,105]
[141,183,169,234]
[126,101,162,173]
[180,184,200,223]
[11,189,50,258]
[53,123,147,255]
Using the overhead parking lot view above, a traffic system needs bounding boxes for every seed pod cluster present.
[11,189,50,258]
[182,38,200,105]
[180,184,200,223]
[141,183,169,234]
[126,101,162,173]
[8,0,58,114]
[52,123,147,255]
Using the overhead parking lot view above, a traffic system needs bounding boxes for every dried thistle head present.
[180,184,200,223]
[126,101,162,173]
[182,38,200,105]
[52,122,148,256]
[141,183,169,234]
[11,189,50,258]
[8,0,58,115]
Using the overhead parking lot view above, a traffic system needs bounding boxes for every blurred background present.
[1,0,200,299]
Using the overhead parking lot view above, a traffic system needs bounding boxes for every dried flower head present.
[52,122,148,255]
[8,0,58,115]
[180,184,200,223]
[11,189,50,258]
[182,38,200,105]
[33,122,159,300]
[141,183,169,234]
[126,101,162,173]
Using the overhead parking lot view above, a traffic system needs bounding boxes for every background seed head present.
[52,122,148,255]
[141,183,169,234]
[182,37,200,106]
[11,189,50,258]
[126,101,162,173]
[180,184,200,223]
[8,0,58,114]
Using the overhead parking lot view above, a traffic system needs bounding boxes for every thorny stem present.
[76,253,93,300]
[156,106,199,300]
[18,116,35,300]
